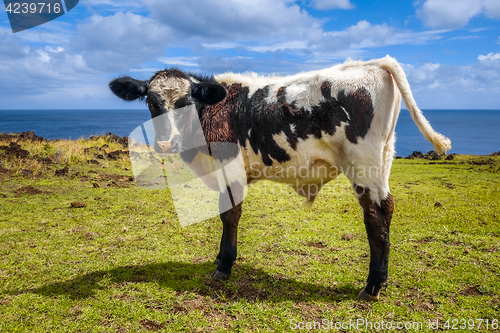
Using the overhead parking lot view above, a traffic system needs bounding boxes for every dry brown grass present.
[0,135,130,177]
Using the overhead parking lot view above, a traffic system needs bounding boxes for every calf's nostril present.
[157,141,171,153]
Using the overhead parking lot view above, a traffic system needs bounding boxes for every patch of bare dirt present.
[306,241,327,248]
[353,302,372,311]
[461,285,484,296]
[469,158,498,166]
[413,300,436,311]
[97,173,134,188]
[99,173,133,182]
[281,248,309,256]
[15,186,50,197]
[181,295,207,312]
[199,308,234,331]
[55,166,69,177]
[81,232,99,240]
[0,297,12,305]
[38,157,53,164]
[481,247,499,253]
[86,146,128,161]
[0,166,9,175]
[139,319,165,331]
[414,237,435,244]
[107,150,127,160]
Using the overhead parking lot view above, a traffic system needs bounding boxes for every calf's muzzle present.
[157,141,171,153]
[156,140,180,154]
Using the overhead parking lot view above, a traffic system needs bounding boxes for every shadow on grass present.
[6,261,360,303]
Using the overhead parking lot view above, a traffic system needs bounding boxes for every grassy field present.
[0,134,499,332]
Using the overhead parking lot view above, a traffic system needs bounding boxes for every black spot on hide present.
[190,81,375,167]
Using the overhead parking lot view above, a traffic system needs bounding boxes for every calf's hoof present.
[212,270,231,281]
[358,289,380,302]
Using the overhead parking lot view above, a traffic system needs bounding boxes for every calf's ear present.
[109,76,148,101]
[191,81,227,105]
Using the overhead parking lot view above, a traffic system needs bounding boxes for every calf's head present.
[109,69,226,154]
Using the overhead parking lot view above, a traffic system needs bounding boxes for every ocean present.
[0,109,499,157]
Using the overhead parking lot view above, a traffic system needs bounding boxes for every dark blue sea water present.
[0,109,499,157]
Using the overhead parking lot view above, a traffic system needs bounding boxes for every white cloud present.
[322,20,446,51]
[0,29,29,60]
[0,20,76,45]
[470,27,489,33]
[347,21,394,48]
[404,56,500,108]
[130,67,163,73]
[201,42,241,50]
[389,29,449,45]
[84,0,142,7]
[478,52,500,61]
[247,40,310,52]
[417,0,500,29]
[2,0,499,110]
[306,48,366,64]
[311,0,354,10]
[202,40,310,52]
[71,12,173,71]
[196,20,449,69]
[0,49,96,102]
[158,57,199,67]
[197,56,253,73]
[483,0,500,19]
[142,0,322,43]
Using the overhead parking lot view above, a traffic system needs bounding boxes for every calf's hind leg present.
[353,184,394,301]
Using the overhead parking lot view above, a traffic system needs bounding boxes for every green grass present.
[1,137,499,332]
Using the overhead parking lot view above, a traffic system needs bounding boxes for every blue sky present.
[0,0,499,109]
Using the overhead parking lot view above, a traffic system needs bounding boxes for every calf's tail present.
[369,56,452,153]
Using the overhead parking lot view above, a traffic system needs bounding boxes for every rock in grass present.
[0,142,30,159]
[434,201,444,208]
[71,201,86,208]
[341,233,354,241]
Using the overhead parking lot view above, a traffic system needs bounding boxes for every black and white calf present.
[109,56,451,301]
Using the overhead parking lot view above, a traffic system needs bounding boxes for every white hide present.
[214,56,451,204]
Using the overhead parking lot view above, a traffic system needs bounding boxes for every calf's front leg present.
[212,184,243,280]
